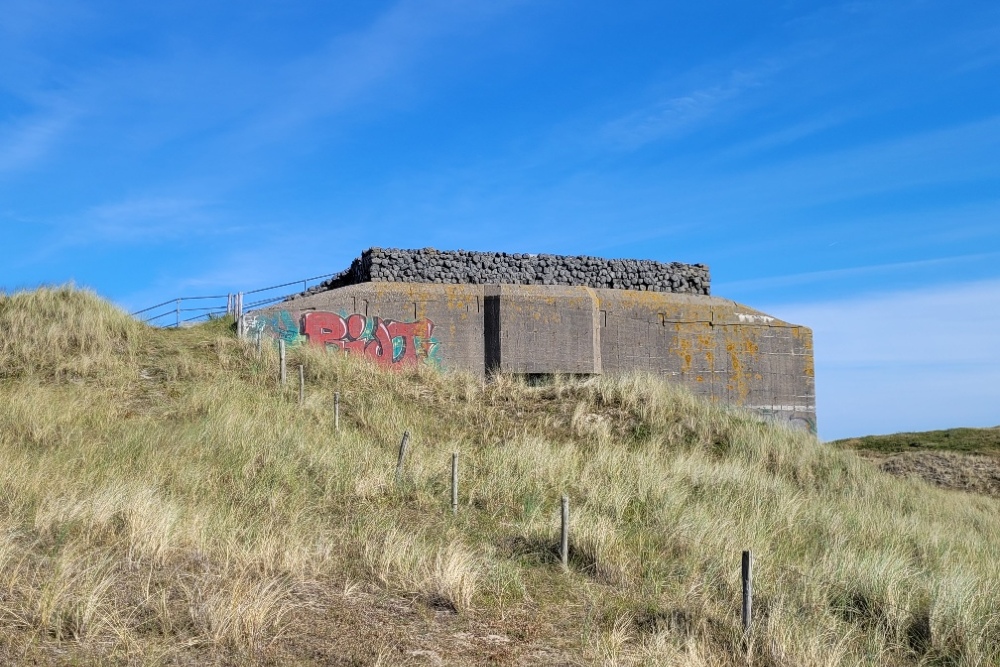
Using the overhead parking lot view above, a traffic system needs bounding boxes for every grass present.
[832,427,1000,457]
[0,285,998,665]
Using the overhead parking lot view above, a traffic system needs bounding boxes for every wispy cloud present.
[0,106,76,175]
[226,0,526,148]
[761,279,1000,439]
[715,251,1000,293]
[18,196,249,270]
[85,197,232,242]
[601,68,770,150]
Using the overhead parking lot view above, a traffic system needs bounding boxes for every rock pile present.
[295,247,710,297]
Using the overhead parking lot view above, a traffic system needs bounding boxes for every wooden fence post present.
[742,550,753,635]
[298,365,304,405]
[279,339,287,385]
[561,495,569,569]
[451,452,459,514]
[395,431,410,482]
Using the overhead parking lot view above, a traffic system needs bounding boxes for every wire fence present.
[130,273,337,327]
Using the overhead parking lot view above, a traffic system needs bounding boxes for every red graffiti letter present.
[301,312,347,350]
[363,319,395,368]
[385,318,434,366]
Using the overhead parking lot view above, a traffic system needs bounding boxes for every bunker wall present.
[251,282,815,431]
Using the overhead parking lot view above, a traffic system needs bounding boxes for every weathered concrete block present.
[485,284,601,375]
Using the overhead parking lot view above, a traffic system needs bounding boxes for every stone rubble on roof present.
[291,247,710,298]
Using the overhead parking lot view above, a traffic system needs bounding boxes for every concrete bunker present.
[249,248,815,432]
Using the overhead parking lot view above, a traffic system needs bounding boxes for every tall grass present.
[0,285,997,665]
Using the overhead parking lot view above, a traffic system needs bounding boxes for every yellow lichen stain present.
[724,338,752,405]
[673,337,694,374]
[796,327,815,378]
[696,375,704,383]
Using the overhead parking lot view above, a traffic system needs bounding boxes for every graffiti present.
[301,312,439,368]
[246,310,302,346]
[249,309,441,368]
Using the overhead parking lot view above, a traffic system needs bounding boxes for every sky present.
[1,0,998,440]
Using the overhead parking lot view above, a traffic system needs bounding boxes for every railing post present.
[175,299,180,327]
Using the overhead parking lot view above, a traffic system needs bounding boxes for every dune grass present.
[0,285,998,665]
[833,427,1000,458]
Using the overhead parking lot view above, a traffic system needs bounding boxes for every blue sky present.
[2,0,998,439]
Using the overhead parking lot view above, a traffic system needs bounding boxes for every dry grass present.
[0,285,998,665]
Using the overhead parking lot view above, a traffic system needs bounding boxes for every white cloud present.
[0,107,76,175]
[228,0,527,146]
[601,68,769,149]
[716,251,1000,294]
[87,197,219,242]
[762,279,1000,440]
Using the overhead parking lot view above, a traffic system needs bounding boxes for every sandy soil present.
[860,451,1000,499]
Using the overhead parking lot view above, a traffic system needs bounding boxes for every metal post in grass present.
[256,331,262,356]
[451,452,459,514]
[175,299,181,327]
[560,495,569,569]
[395,431,410,482]
[298,365,305,405]
[279,339,287,385]
[742,550,753,636]
[334,392,340,431]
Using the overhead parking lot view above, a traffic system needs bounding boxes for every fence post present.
[279,339,287,385]
[334,392,340,431]
[175,299,180,327]
[395,431,410,482]
[451,452,459,514]
[742,550,753,636]
[561,495,569,569]
[298,365,304,405]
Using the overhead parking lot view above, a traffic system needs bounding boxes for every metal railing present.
[131,273,337,327]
